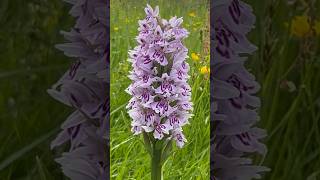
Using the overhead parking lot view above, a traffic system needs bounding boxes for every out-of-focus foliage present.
[246,0,320,179]
[0,0,74,179]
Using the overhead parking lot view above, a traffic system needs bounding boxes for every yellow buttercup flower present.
[189,12,196,17]
[314,20,320,36]
[191,53,200,61]
[290,15,311,37]
[200,66,210,74]
[114,27,119,31]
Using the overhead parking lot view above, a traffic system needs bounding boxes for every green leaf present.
[161,139,172,164]
[0,128,58,171]
[36,156,47,180]
[143,131,152,155]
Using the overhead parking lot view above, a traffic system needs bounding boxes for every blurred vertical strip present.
[47,0,110,179]
[210,1,214,178]
[107,1,110,178]
[106,1,110,178]
[211,0,269,179]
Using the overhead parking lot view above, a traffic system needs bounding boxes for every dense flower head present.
[211,0,269,179]
[48,0,109,179]
[126,4,192,148]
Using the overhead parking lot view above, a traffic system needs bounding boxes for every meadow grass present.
[110,0,210,179]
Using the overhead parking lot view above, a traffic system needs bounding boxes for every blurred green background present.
[246,0,320,179]
[110,0,210,179]
[0,0,73,179]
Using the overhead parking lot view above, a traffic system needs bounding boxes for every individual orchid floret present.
[171,128,187,148]
[145,4,159,18]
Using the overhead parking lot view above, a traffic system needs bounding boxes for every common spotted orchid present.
[211,0,269,179]
[48,0,109,179]
[126,4,192,180]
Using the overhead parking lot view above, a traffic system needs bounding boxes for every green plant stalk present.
[143,132,164,180]
[151,143,163,180]
[145,135,173,180]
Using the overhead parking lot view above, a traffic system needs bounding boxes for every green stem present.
[151,142,163,180]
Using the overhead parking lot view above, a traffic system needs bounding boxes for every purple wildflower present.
[48,0,109,179]
[126,4,192,148]
[212,0,269,179]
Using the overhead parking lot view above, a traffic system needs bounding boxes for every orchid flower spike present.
[126,4,192,149]
[48,0,109,179]
[211,0,269,179]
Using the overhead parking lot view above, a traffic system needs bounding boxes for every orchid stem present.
[151,141,163,180]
